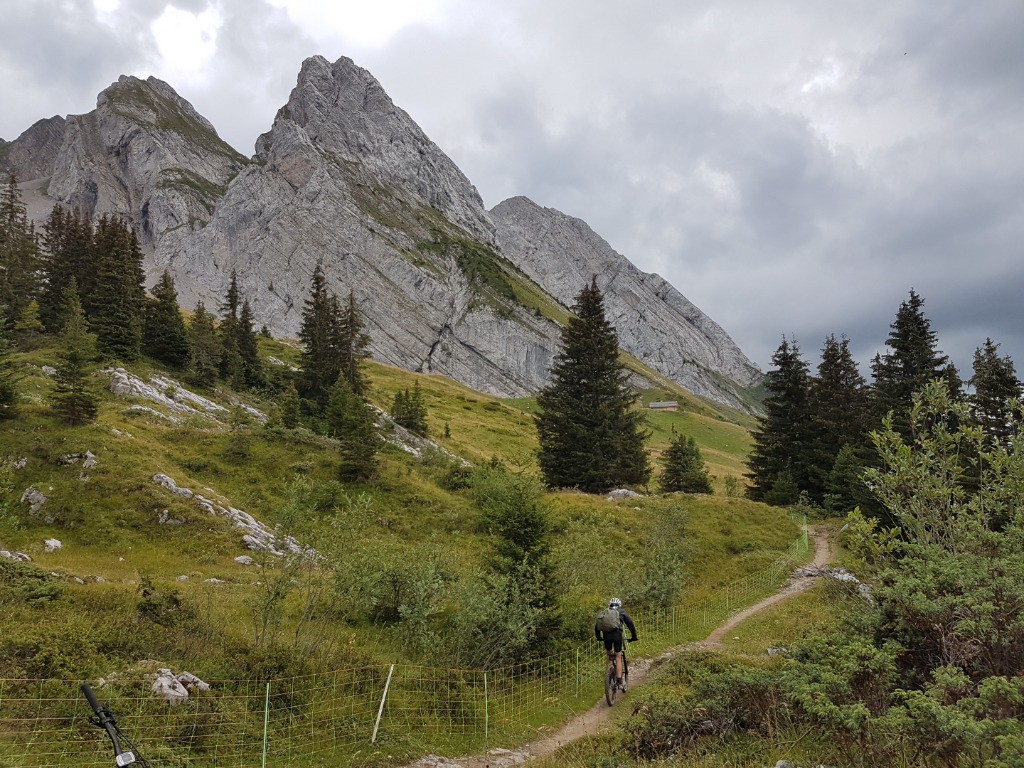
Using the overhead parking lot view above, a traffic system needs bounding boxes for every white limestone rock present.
[21,486,47,513]
[44,538,62,553]
[491,196,763,410]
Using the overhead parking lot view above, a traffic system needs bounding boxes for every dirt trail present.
[409,527,833,768]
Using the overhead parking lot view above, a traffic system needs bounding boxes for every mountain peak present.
[255,54,495,244]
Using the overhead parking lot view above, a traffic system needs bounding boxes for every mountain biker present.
[595,597,637,690]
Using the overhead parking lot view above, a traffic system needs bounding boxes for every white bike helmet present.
[609,597,622,609]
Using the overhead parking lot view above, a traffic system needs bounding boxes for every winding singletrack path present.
[410,527,834,768]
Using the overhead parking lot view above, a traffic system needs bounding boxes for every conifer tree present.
[391,381,428,436]
[14,300,44,349]
[871,290,948,436]
[0,309,18,419]
[325,375,378,481]
[805,335,871,503]
[280,380,301,429]
[88,217,145,361]
[143,270,190,368]
[187,301,220,387]
[50,280,99,425]
[535,278,650,492]
[0,175,42,325]
[218,270,242,383]
[746,337,812,503]
[237,299,265,389]
[969,338,1021,448]
[40,205,94,332]
[298,264,339,407]
[337,290,371,396]
[659,435,713,493]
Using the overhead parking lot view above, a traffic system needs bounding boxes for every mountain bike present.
[81,683,150,767]
[604,638,634,707]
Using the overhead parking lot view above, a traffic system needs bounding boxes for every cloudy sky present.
[2,0,1023,376]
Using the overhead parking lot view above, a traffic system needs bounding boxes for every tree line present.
[0,176,385,478]
[746,289,1022,514]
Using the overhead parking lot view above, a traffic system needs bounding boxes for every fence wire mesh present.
[0,520,809,766]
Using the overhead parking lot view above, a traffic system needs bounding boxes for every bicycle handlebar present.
[81,684,140,767]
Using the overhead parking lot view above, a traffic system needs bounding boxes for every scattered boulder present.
[1,549,32,563]
[175,575,188,582]
[21,486,47,513]
[176,671,210,692]
[44,538,62,553]
[150,668,190,705]
[13,458,27,469]
[234,555,254,566]
[157,509,185,525]
[40,365,56,375]
[204,578,225,584]
[153,474,194,499]
[607,488,642,500]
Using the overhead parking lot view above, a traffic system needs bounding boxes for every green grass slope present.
[1,337,786,687]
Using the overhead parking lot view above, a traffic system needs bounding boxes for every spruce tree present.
[746,337,812,503]
[337,290,371,396]
[40,205,94,332]
[14,299,44,348]
[280,380,301,429]
[659,435,713,493]
[218,270,242,383]
[391,381,428,436]
[237,299,265,389]
[0,309,18,419]
[871,290,948,436]
[50,280,99,425]
[0,175,42,325]
[969,338,1021,448]
[88,217,145,361]
[143,270,190,368]
[535,278,650,492]
[325,375,378,481]
[805,335,871,503]
[187,301,220,387]
[298,264,339,408]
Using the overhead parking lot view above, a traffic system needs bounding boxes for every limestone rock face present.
[491,196,762,409]
[46,76,247,247]
[7,55,761,405]
[157,55,559,396]
[0,115,67,180]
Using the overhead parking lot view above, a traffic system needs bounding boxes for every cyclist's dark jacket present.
[595,608,637,643]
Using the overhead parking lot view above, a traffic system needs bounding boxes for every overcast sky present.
[2,0,1023,377]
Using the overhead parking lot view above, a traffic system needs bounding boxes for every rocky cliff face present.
[4,76,247,248]
[7,55,761,406]
[156,55,559,396]
[0,115,67,180]
[491,196,762,408]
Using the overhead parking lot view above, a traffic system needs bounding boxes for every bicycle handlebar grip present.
[81,683,102,715]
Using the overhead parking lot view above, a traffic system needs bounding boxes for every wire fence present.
[0,519,810,767]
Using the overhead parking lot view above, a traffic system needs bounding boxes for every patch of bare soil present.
[406,527,834,768]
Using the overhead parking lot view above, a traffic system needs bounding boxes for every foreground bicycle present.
[81,683,150,767]
[604,638,635,706]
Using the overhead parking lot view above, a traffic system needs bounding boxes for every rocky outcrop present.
[46,76,247,247]
[491,196,763,409]
[0,115,67,180]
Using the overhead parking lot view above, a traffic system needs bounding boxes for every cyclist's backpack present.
[596,607,622,632]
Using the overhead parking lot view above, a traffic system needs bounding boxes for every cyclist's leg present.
[612,631,625,680]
